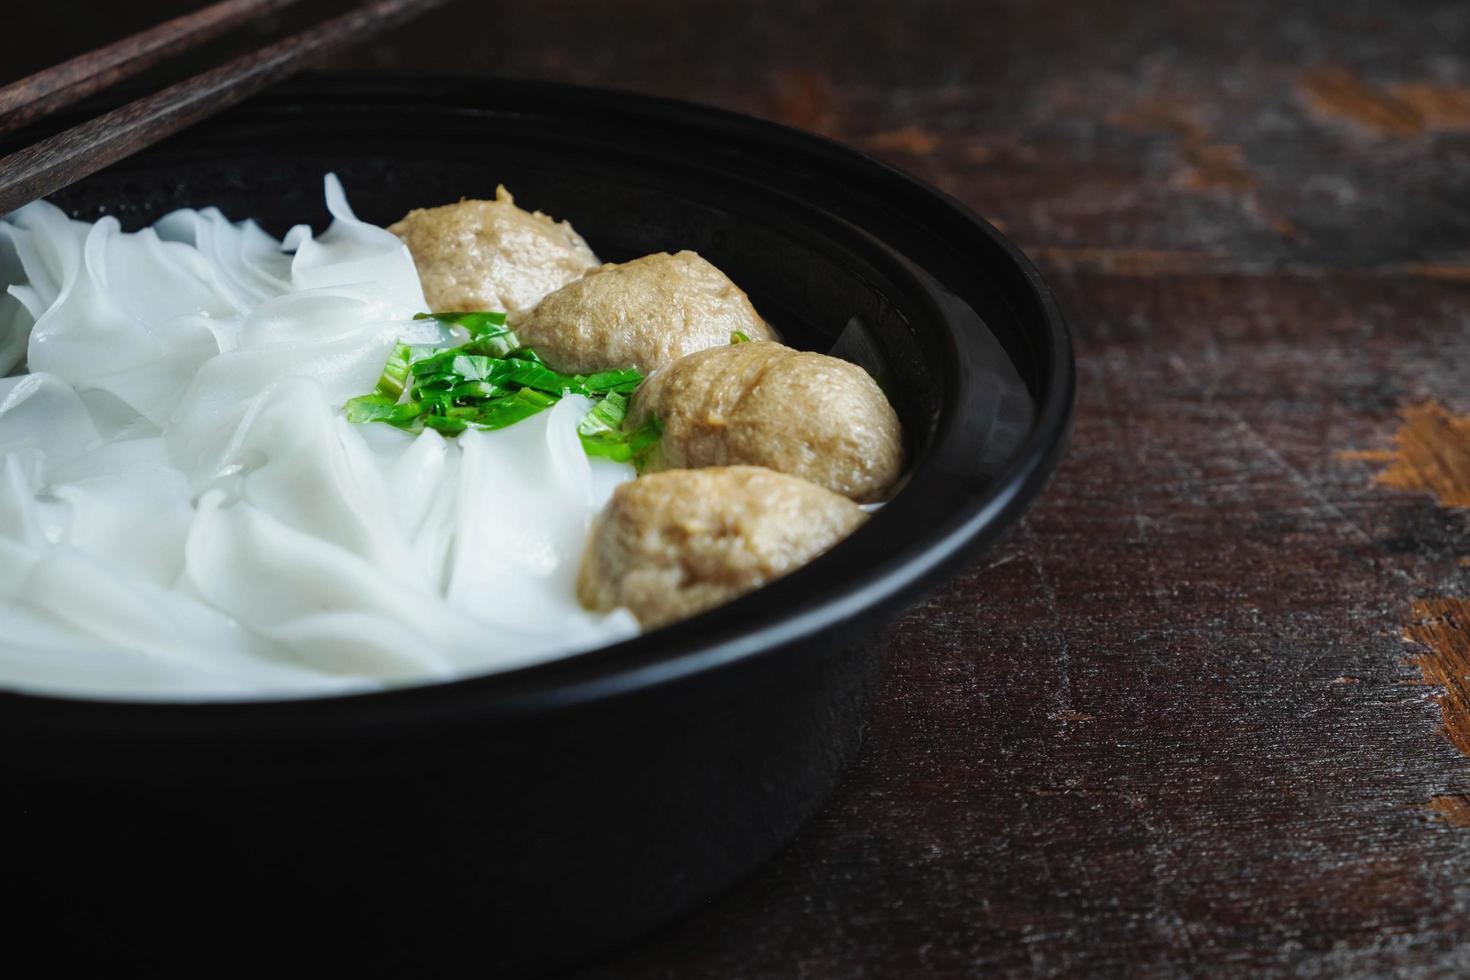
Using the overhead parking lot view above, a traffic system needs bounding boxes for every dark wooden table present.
[19,1,1470,974]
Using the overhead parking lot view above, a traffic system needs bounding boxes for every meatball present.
[630,340,903,502]
[389,187,600,315]
[577,466,866,629]
[511,251,774,374]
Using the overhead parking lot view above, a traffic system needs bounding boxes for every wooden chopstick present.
[0,0,304,138]
[0,0,452,217]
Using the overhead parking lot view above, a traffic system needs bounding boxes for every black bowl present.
[0,76,1073,974]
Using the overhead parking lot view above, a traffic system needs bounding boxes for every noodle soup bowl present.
[0,76,1073,974]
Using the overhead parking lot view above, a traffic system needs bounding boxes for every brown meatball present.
[389,187,600,315]
[630,340,903,502]
[577,466,866,629]
[511,251,774,374]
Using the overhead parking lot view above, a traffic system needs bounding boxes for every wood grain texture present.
[0,0,453,215]
[0,0,300,135]
[1428,793,1470,827]
[1407,599,1470,758]
[9,0,1470,975]
[1342,403,1470,508]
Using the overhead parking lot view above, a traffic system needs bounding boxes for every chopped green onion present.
[414,310,507,336]
[415,311,520,356]
[730,331,751,344]
[345,394,401,423]
[627,415,663,456]
[415,391,453,417]
[581,369,643,394]
[464,332,521,359]
[446,381,504,403]
[470,388,559,429]
[410,350,494,382]
[577,391,630,436]
[423,414,469,435]
[578,401,663,471]
[346,311,652,460]
[346,395,429,429]
[497,359,583,395]
[375,343,415,398]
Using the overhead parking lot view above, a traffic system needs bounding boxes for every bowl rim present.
[0,74,1075,734]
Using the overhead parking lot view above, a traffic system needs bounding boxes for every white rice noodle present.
[0,175,637,700]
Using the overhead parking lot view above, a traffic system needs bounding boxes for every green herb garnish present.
[375,344,411,398]
[346,312,662,466]
[414,309,508,337]
[578,393,663,470]
[730,330,751,344]
[415,310,520,357]
[346,393,418,424]
[582,369,644,394]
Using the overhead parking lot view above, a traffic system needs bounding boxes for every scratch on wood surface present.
[1052,710,1096,723]
[866,126,942,156]
[1301,67,1422,135]
[1427,793,1470,827]
[1168,356,1425,595]
[1021,521,1077,722]
[1405,598,1470,758]
[1030,785,1142,804]
[1339,402,1470,508]
[1232,423,1376,550]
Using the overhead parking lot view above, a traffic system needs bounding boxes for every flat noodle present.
[0,176,638,699]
